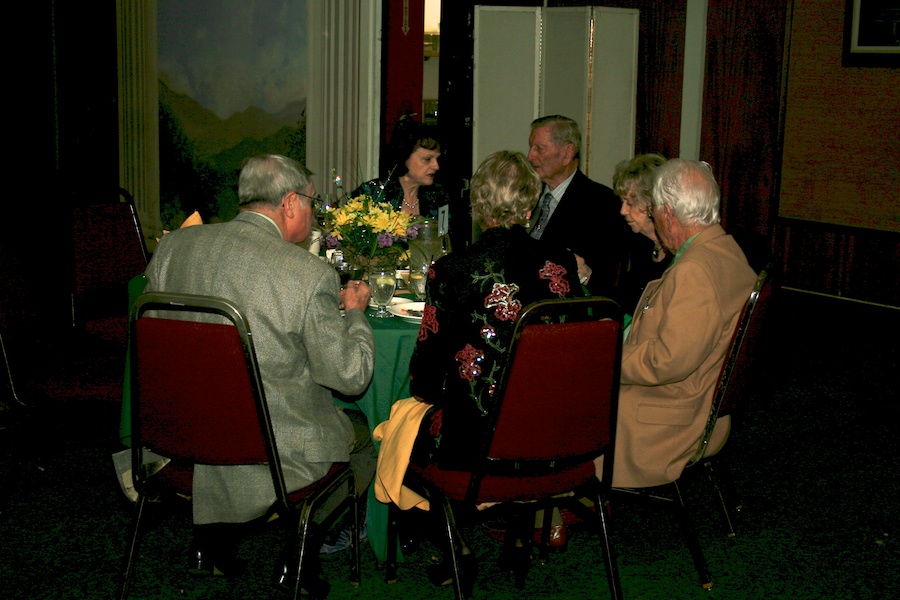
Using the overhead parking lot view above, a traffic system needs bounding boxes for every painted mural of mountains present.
[159,77,305,172]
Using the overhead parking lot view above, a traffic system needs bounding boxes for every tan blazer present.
[612,225,756,488]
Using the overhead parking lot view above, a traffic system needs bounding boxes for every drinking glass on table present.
[330,251,355,288]
[317,194,338,229]
[335,262,357,288]
[408,263,429,301]
[369,266,396,318]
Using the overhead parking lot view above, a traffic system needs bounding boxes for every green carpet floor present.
[1,290,897,599]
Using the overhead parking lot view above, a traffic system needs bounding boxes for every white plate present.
[388,301,425,320]
[369,296,414,308]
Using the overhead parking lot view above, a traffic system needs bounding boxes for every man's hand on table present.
[341,280,371,312]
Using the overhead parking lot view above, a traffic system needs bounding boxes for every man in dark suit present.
[146,154,375,591]
[527,115,627,296]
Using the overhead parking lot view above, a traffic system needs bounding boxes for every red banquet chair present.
[71,189,149,347]
[118,292,359,599]
[385,296,624,600]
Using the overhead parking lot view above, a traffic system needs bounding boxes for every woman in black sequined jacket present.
[408,150,582,470]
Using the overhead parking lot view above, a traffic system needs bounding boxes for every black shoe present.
[189,548,246,578]
[426,553,476,596]
[396,510,425,555]
[189,523,245,577]
[272,557,331,598]
[499,544,533,589]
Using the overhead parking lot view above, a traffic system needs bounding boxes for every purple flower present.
[377,232,394,248]
[407,224,421,240]
[325,234,340,249]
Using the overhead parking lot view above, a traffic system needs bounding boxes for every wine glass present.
[408,263,429,301]
[369,266,396,318]
[335,261,356,288]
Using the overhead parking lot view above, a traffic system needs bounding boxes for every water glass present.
[369,266,396,318]
[408,263,429,301]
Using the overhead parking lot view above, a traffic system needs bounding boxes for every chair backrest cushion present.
[134,316,268,464]
[488,313,621,464]
[73,200,149,298]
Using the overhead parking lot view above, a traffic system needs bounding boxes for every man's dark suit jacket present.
[537,169,628,297]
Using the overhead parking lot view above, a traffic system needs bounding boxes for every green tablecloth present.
[118,273,148,447]
[121,274,418,561]
[334,311,419,562]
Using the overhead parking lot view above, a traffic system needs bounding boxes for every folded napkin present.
[111,448,170,502]
[372,397,431,511]
[180,210,203,228]
[156,211,203,242]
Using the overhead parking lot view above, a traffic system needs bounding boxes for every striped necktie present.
[531,191,554,239]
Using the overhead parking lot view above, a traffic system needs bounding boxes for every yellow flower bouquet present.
[323,195,423,268]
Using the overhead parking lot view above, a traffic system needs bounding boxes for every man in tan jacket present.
[612,158,756,488]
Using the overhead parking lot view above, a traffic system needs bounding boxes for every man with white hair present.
[612,158,756,488]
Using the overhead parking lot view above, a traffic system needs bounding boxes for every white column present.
[679,0,708,160]
[116,0,161,234]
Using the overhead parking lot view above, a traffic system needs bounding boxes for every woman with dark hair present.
[352,120,450,220]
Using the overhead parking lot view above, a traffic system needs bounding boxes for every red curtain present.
[631,0,687,160]
[701,0,789,270]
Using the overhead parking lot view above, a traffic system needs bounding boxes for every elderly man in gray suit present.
[145,154,375,593]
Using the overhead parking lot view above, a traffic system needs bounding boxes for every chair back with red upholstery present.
[689,263,776,465]
[129,291,288,505]
[395,297,624,599]
[467,296,622,501]
[72,190,149,344]
[121,292,358,600]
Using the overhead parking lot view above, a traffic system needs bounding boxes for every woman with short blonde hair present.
[470,150,542,229]
[400,149,583,590]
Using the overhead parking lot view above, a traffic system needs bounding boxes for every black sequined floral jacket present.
[408,225,582,469]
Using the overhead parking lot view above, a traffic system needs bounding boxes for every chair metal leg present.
[703,457,740,537]
[500,503,535,588]
[292,502,316,600]
[349,476,361,587]
[385,503,400,583]
[672,480,713,590]
[436,494,472,600]
[591,488,623,600]
[291,469,359,598]
[538,501,554,562]
[118,495,148,600]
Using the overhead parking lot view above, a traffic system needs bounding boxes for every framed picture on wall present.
[843,0,900,67]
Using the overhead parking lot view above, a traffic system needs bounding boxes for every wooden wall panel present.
[776,219,900,307]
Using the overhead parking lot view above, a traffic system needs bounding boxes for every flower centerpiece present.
[323,190,422,269]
